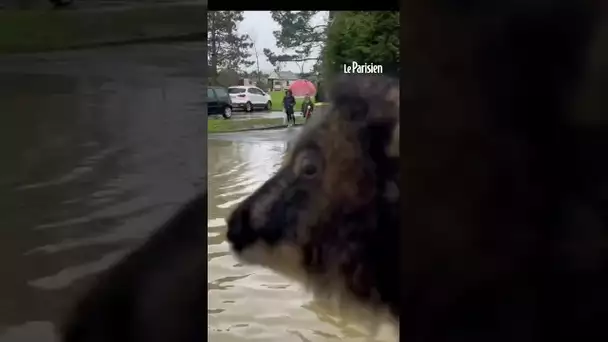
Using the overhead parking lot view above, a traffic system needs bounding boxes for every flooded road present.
[0,42,205,341]
[207,128,396,342]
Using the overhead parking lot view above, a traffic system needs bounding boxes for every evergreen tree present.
[207,11,254,84]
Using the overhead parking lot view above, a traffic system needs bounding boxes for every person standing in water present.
[283,89,296,127]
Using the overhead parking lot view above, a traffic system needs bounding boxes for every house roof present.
[268,71,299,80]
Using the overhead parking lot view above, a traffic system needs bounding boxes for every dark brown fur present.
[226,75,400,318]
[228,1,608,341]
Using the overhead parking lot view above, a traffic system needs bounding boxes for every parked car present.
[228,86,272,112]
[207,86,233,119]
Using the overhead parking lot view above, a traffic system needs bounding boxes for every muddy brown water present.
[207,128,396,342]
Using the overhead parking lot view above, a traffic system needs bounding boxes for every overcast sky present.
[238,11,328,74]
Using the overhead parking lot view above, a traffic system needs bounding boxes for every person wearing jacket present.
[282,89,296,127]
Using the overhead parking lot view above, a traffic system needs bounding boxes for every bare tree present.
[248,31,262,84]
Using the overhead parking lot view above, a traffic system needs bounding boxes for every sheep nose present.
[226,205,258,253]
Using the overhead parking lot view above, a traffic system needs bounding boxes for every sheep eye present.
[294,149,322,179]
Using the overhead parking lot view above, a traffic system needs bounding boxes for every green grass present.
[269,91,310,112]
[208,116,305,133]
[0,4,204,54]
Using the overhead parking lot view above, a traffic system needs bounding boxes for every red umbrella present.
[289,79,316,97]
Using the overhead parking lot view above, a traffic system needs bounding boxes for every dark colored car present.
[207,86,233,119]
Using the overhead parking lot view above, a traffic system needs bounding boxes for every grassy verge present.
[208,116,305,133]
[0,4,204,54]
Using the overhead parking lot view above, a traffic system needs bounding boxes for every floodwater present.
[0,42,205,341]
[207,128,397,342]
